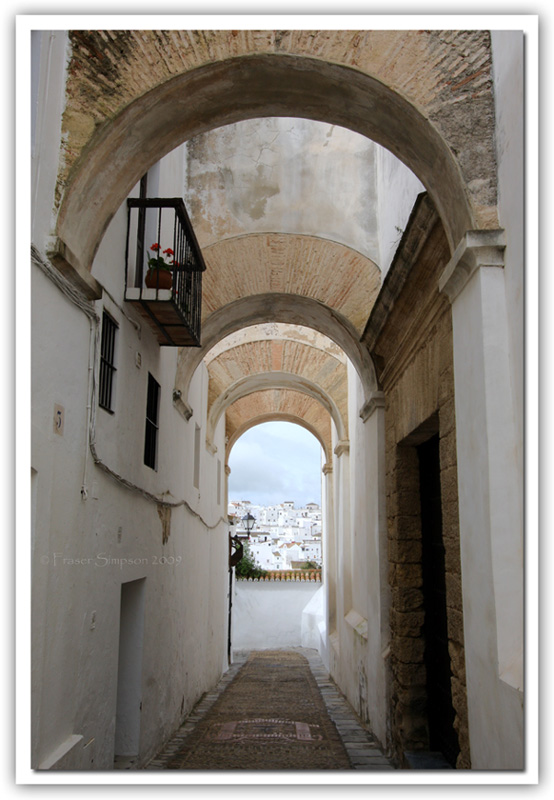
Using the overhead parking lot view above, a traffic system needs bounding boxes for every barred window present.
[99,312,118,412]
[144,373,160,470]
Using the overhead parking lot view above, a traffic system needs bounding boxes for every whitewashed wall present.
[232,581,321,651]
[29,29,526,774]
[446,33,525,769]
[324,363,388,741]
[31,51,230,767]
[491,30,525,452]
[376,147,424,277]
[31,31,70,251]
[183,118,381,263]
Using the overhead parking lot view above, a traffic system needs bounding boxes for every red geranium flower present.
[147,242,174,273]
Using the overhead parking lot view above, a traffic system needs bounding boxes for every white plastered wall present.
[491,31,524,453]
[31,31,70,252]
[325,362,388,748]
[184,117,381,262]
[441,31,524,770]
[232,581,321,651]
[376,147,424,277]
[31,100,230,766]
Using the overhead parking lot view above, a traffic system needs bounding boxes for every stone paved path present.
[145,648,396,771]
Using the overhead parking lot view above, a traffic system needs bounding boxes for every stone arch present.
[226,414,329,466]
[207,370,346,449]
[176,293,377,412]
[204,322,348,365]
[55,31,499,275]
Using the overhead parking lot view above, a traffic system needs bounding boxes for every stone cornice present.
[47,237,103,300]
[377,294,447,392]
[334,441,350,458]
[359,390,386,422]
[361,193,438,351]
[439,229,506,303]
[172,391,193,421]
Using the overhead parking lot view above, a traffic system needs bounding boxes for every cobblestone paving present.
[146,648,396,771]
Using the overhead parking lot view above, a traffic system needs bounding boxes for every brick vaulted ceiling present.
[59,28,498,268]
[173,120,385,436]
[201,234,381,335]
[204,325,348,461]
[62,28,488,451]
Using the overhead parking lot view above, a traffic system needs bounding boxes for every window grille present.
[144,373,160,470]
[99,312,118,412]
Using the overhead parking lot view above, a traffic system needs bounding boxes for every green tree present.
[234,541,268,579]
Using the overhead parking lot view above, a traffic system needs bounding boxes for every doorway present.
[417,435,459,767]
[114,578,146,761]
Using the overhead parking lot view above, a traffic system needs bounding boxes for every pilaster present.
[439,228,523,767]
[438,229,506,302]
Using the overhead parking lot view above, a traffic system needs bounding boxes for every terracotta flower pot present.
[145,269,173,290]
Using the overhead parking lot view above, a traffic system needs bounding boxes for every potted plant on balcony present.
[145,243,175,289]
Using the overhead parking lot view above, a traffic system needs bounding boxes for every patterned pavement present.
[145,648,396,772]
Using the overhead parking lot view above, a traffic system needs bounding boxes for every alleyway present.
[143,649,396,772]
[28,27,527,775]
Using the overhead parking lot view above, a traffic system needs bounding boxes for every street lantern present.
[242,512,256,534]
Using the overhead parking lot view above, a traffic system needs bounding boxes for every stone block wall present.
[365,197,470,768]
[386,357,470,769]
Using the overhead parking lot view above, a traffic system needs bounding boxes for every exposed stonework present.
[55,29,499,278]
[29,26,525,773]
[157,505,172,545]
[366,197,470,768]
[62,29,497,216]
[210,371,345,452]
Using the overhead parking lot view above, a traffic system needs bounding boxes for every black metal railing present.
[125,197,206,346]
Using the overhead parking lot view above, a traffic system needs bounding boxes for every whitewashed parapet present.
[237,570,321,583]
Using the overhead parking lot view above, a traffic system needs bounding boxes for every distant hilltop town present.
[228,500,322,571]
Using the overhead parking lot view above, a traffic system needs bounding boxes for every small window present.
[144,373,160,470]
[99,311,118,412]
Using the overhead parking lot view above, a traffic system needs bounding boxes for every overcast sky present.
[228,421,323,508]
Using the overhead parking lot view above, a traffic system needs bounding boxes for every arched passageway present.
[226,422,325,659]
[54,30,500,284]
[204,324,348,456]
[175,293,379,415]
[29,25,525,775]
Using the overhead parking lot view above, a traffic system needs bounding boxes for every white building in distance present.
[28,26,526,772]
[228,500,322,569]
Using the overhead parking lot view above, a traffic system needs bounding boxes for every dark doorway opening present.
[114,577,146,763]
[417,434,460,768]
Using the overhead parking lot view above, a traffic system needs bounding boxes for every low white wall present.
[232,580,321,651]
